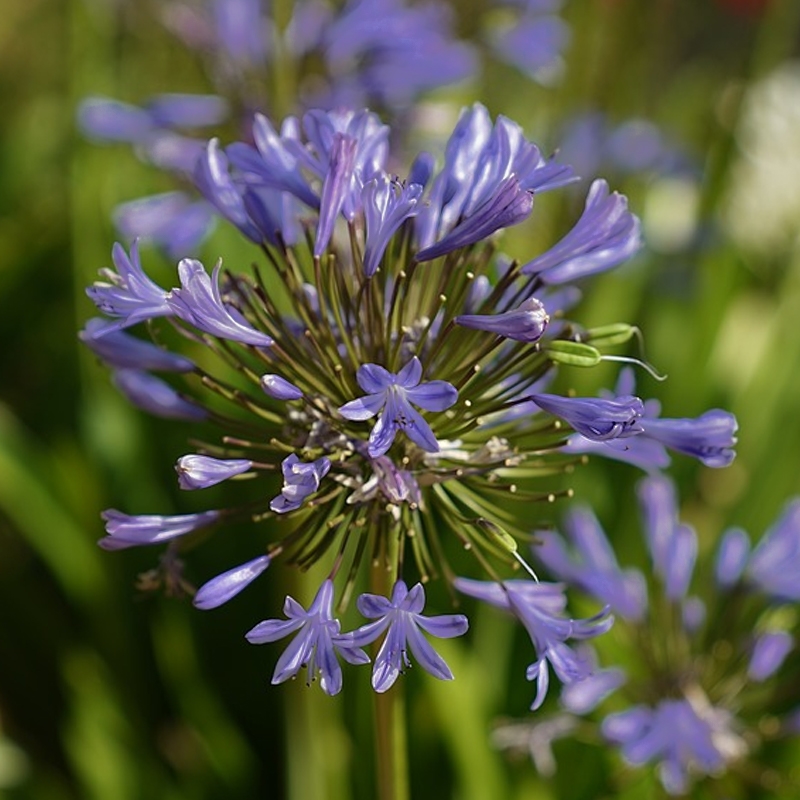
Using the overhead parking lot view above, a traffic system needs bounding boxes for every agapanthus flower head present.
[83,102,735,702]
[505,474,800,795]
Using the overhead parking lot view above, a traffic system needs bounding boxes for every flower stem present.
[374,679,410,800]
[371,564,410,800]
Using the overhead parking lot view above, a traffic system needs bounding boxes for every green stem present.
[371,564,410,800]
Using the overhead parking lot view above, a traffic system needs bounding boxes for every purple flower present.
[346,580,468,692]
[194,139,270,243]
[228,113,318,208]
[214,0,269,65]
[80,318,195,372]
[260,374,303,400]
[491,13,569,83]
[637,474,679,574]
[167,258,274,346]
[748,631,793,682]
[415,176,533,261]
[663,523,697,601]
[112,369,207,421]
[522,179,642,284]
[531,393,644,442]
[113,192,215,260]
[362,174,423,277]
[455,297,549,342]
[639,410,738,468]
[321,0,475,108]
[714,527,751,587]
[78,97,155,142]
[175,455,252,490]
[746,499,800,600]
[86,241,172,330]
[535,506,647,621]
[270,454,331,514]
[99,509,220,551]
[414,105,574,254]
[560,647,626,714]
[193,554,271,609]
[245,579,370,696]
[315,134,358,255]
[602,698,741,795]
[338,357,458,457]
[454,578,612,709]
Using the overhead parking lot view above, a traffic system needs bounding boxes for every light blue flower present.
[346,580,468,692]
[245,580,370,696]
[338,357,458,457]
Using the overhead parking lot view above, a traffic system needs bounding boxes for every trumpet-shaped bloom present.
[362,174,423,277]
[99,509,220,550]
[746,499,800,600]
[522,179,642,283]
[168,258,274,346]
[454,577,612,709]
[176,455,252,490]
[338,357,458,457]
[112,369,207,421]
[346,580,468,692]
[531,393,644,442]
[86,241,172,330]
[193,554,271,610]
[260,374,303,400]
[245,580,370,696]
[639,410,738,468]
[534,506,647,621]
[455,297,549,342]
[80,318,195,372]
[270,454,331,513]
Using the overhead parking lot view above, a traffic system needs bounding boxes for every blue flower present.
[193,554,271,610]
[639,410,738,468]
[346,580,468,692]
[99,509,220,551]
[80,318,195,372]
[414,105,574,254]
[361,173,423,277]
[454,577,612,710]
[245,579,370,696]
[522,179,642,284]
[531,392,645,442]
[260,374,304,400]
[315,134,358,255]
[602,699,742,796]
[86,241,172,331]
[746,499,800,600]
[112,192,215,261]
[415,176,533,261]
[175,455,253,490]
[535,505,648,621]
[338,357,458,457]
[111,369,208,421]
[714,527,750,587]
[748,631,793,681]
[455,297,549,342]
[168,258,274,346]
[270,454,331,514]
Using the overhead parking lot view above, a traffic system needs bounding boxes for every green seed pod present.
[545,340,602,367]
[584,323,637,347]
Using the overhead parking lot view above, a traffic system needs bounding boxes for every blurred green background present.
[3,0,800,798]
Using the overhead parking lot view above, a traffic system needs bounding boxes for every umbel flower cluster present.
[82,103,737,701]
[493,473,800,796]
